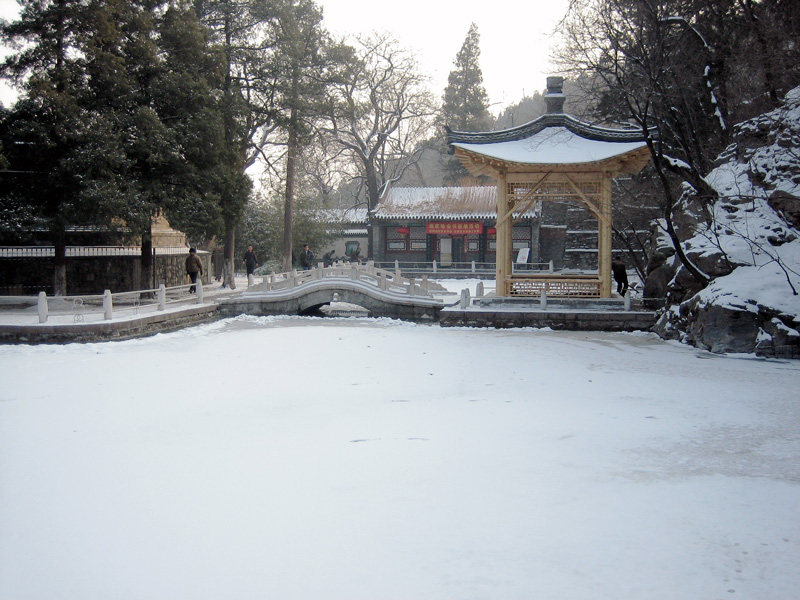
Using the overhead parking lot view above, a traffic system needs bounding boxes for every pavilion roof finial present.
[545,76,565,114]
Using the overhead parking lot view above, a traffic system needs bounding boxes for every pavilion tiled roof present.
[445,77,654,171]
[446,112,649,146]
[446,116,650,167]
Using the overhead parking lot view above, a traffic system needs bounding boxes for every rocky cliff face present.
[646,87,800,358]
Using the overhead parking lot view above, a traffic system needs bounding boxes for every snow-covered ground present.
[1,313,798,600]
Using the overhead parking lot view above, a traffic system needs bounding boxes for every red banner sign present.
[425,222,484,235]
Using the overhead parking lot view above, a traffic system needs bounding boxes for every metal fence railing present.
[0,246,192,258]
[369,260,554,277]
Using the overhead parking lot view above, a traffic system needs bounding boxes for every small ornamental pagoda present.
[445,77,652,298]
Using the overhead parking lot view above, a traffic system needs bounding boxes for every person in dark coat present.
[612,256,629,297]
[299,244,314,270]
[185,248,204,293]
[322,249,336,267]
[243,245,258,276]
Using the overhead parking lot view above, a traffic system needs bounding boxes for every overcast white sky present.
[0,0,570,111]
[319,0,570,111]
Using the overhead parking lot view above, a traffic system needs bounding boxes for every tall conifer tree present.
[266,0,334,271]
[441,23,492,184]
[1,0,108,294]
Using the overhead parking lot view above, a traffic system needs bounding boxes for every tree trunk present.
[283,107,298,273]
[53,227,67,296]
[644,137,711,288]
[364,162,380,259]
[223,220,236,289]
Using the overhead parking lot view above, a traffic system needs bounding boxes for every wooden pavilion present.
[445,77,652,298]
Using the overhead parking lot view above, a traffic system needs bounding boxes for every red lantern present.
[396,226,410,235]
[487,227,497,235]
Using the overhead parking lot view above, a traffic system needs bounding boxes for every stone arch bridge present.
[217,262,453,321]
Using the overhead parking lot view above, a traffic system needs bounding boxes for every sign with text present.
[425,222,484,235]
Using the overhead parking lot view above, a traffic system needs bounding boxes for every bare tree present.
[321,33,436,256]
[556,0,735,290]
[556,0,800,297]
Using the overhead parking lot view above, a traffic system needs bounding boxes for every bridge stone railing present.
[247,261,450,299]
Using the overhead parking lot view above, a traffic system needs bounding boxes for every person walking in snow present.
[243,245,258,276]
[185,247,204,293]
[322,249,336,267]
[612,256,629,297]
[299,244,314,270]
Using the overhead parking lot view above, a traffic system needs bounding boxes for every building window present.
[409,225,426,252]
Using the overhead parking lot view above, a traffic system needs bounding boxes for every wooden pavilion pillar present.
[598,171,613,297]
[495,170,511,296]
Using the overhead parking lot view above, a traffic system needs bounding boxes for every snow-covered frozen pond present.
[1,315,798,599]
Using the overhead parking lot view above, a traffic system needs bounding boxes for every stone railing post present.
[460,288,470,309]
[103,289,113,320]
[421,274,428,294]
[408,277,416,296]
[37,291,48,323]
[248,273,254,287]
[158,284,166,310]
[432,260,438,273]
[624,290,631,311]
[476,281,484,297]
[471,261,476,273]
[540,289,547,309]
[196,279,204,303]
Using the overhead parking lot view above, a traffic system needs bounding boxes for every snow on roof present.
[373,186,535,221]
[317,206,369,224]
[451,126,648,166]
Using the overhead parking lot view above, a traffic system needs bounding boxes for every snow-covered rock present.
[649,86,800,358]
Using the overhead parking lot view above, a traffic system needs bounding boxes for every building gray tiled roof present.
[373,186,537,221]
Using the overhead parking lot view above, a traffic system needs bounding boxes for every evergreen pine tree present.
[442,23,493,132]
[194,0,279,288]
[440,23,493,184]
[267,0,335,271]
[0,0,102,294]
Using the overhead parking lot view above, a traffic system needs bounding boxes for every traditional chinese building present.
[370,186,538,266]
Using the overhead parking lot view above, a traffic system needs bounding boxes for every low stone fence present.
[31,281,209,324]
[250,261,451,298]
